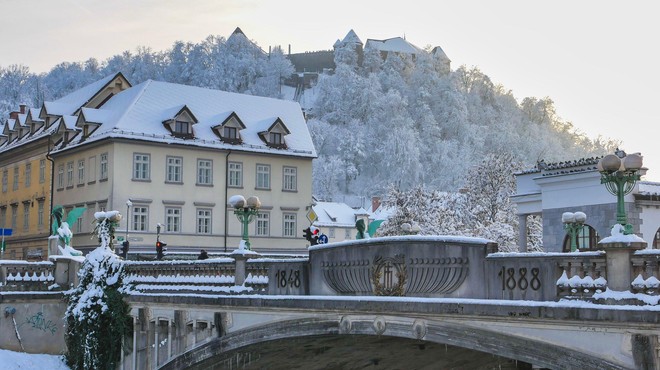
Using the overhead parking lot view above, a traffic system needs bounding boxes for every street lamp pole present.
[230,195,261,250]
[125,199,132,242]
[597,150,643,235]
[562,212,587,252]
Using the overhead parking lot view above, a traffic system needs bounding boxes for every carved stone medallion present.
[372,254,406,296]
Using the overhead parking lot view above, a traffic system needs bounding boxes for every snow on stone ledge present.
[309,235,496,251]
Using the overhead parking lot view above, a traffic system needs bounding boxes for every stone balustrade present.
[0,260,56,291]
[630,250,660,295]
[1,238,658,304]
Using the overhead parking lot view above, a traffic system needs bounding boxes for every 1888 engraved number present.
[497,267,541,291]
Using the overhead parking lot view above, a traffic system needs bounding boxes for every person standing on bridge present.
[197,249,209,260]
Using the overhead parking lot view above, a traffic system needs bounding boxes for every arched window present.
[563,224,599,251]
[653,227,660,249]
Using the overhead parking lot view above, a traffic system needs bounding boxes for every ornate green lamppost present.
[230,195,261,250]
[562,211,587,252]
[597,149,643,235]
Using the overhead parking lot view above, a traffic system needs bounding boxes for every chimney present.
[9,111,18,119]
[371,197,381,212]
[19,104,27,114]
[288,44,291,55]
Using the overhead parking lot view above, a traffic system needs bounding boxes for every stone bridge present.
[1,236,659,369]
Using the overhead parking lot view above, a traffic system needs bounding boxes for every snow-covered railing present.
[631,250,660,295]
[0,261,56,292]
[555,253,608,299]
[123,259,238,295]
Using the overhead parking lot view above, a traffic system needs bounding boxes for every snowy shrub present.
[64,211,132,370]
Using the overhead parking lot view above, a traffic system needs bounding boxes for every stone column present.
[518,214,528,252]
[601,242,646,291]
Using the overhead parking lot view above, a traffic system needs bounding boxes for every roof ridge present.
[112,80,153,129]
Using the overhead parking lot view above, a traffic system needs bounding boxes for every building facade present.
[47,77,316,254]
[0,73,131,260]
[512,156,660,252]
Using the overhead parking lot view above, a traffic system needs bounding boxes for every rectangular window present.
[133,153,150,180]
[100,153,108,180]
[223,126,237,139]
[175,121,189,134]
[23,203,30,231]
[37,201,45,228]
[256,164,270,190]
[88,156,97,183]
[57,164,64,189]
[0,207,5,228]
[75,208,84,233]
[39,159,46,184]
[197,159,212,185]
[283,213,296,237]
[165,207,181,232]
[98,202,107,213]
[77,159,85,185]
[166,156,183,183]
[2,170,7,193]
[255,212,270,236]
[13,167,19,190]
[132,206,148,231]
[345,229,351,238]
[11,205,17,230]
[196,209,212,234]
[283,166,297,191]
[66,161,74,187]
[25,163,31,188]
[228,162,242,187]
[329,227,335,238]
[270,132,282,145]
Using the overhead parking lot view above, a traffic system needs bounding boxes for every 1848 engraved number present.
[498,267,541,291]
[275,269,301,288]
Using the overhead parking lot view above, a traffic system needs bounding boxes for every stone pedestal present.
[231,250,260,286]
[600,242,646,291]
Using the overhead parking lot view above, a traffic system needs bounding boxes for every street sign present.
[0,228,12,236]
[318,234,328,244]
[306,209,317,223]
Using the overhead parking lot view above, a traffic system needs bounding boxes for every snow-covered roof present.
[55,79,317,157]
[432,46,450,60]
[53,73,119,108]
[312,201,358,228]
[365,37,424,55]
[516,156,603,176]
[341,29,362,45]
[370,205,393,221]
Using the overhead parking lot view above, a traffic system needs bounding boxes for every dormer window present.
[212,112,245,145]
[259,118,290,149]
[162,105,197,139]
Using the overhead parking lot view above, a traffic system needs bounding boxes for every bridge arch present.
[161,316,623,370]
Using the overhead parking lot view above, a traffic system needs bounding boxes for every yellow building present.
[0,73,130,260]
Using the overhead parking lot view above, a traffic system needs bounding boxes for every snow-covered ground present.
[0,349,69,370]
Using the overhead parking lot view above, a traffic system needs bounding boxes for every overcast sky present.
[1,0,658,180]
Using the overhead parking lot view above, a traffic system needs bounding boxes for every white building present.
[311,201,368,243]
[45,73,316,254]
[512,155,660,252]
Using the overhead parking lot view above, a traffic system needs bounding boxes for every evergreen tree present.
[64,212,132,370]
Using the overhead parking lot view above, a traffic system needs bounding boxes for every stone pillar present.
[48,235,58,257]
[518,214,528,252]
[231,251,260,286]
[601,242,646,291]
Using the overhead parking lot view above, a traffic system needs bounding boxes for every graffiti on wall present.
[18,312,58,335]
